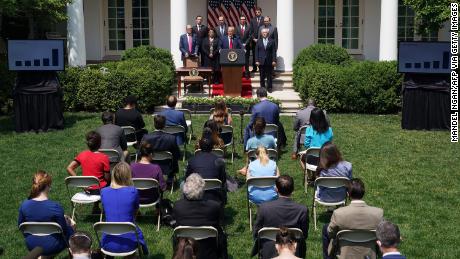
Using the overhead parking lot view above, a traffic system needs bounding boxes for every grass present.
[0,113,459,258]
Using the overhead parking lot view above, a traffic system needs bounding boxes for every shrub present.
[183,96,282,107]
[293,44,352,68]
[0,57,15,114]
[121,45,175,72]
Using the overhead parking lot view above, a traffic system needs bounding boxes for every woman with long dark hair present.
[172,237,198,259]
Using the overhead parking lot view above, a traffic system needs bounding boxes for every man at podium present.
[219,27,242,50]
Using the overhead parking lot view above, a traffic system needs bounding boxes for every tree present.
[404,0,458,35]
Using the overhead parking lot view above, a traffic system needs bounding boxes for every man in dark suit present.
[141,115,180,186]
[323,178,384,259]
[255,27,277,92]
[219,26,242,50]
[377,220,406,259]
[258,16,278,51]
[186,138,226,203]
[159,95,188,145]
[253,175,309,258]
[236,15,252,79]
[173,173,227,259]
[192,15,208,66]
[243,88,287,148]
[214,15,228,40]
[96,111,128,161]
[179,24,199,65]
[250,7,264,72]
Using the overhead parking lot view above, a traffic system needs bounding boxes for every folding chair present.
[256,227,304,258]
[204,179,223,191]
[121,126,138,161]
[264,124,279,145]
[163,125,187,162]
[194,148,225,158]
[65,176,102,222]
[173,226,218,246]
[312,177,350,230]
[132,178,162,231]
[19,222,67,256]
[296,125,309,153]
[98,149,121,170]
[246,176,278,231]
[221,125,236,163]
[93,222,142,257]
[151,151,175,194]
[247,149,278,162]
[300,147,321,192]
[335,229,377,259]
[177,109,193,143]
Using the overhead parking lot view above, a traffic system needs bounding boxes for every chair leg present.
[71,204,76,222]
[249,207,253,232]
[182,144,186,162]
[157,210,161,232]
[231,142,235,164]
[313,202,317,230]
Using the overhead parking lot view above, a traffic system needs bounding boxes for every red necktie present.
[241,26,245,37]
[229,38,233,49]
[188,35,192,53]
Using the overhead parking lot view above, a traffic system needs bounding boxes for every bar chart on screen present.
[7,40,65,71]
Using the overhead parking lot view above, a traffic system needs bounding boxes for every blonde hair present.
[29,171,52,199]
[256,146,270,166]
[111,162,133,188]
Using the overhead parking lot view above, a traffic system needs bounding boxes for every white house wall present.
[293,0,315,56]
[83,0,103,61]
[152,0,171,50]
[363,0,381,60]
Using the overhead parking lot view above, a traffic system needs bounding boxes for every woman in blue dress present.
[247,146,279,204]
[101,162,148,255]
[18,171,75,256]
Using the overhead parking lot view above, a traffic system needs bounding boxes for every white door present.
[104,0,152,56]
[316,0,363,54]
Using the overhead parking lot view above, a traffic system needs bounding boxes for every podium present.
[219,49,245,97]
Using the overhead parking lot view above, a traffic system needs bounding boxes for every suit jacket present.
[293,105,316,131]
[219,36,243,50]
[214,24,228,39]
[159,108,188,145]
[258,25,278,50]
[253,197,309,258]
[236,23,252,46]
[192,24,208,41]
[179,33,199,59]
[201,37,220,58]
[327,201,384,259]
[250,16,264,40]
[96,124,127,156]
[173,198,224,259]
[255,38,276,66]
[248,99,280,128]
[141,130,180,175]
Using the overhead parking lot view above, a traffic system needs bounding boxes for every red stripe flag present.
[208,0,257,30]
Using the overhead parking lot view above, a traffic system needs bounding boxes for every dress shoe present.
[268,87,273,93]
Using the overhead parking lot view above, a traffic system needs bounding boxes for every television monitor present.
[398,41,451,74]
[7,40,65,71]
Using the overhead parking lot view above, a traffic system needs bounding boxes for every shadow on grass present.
[224,207,237,226]
[146,254,166,259]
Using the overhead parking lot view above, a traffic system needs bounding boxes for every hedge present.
[0,56,16,115]
[294,60,403,113]
[183,96,282,107]
[121,45,175,73]
[59,58,174,112]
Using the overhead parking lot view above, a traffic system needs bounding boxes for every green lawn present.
[0,113,459,258]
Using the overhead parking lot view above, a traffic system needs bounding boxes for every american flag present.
[207,0,257,29]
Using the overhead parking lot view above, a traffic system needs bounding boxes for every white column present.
[67,0,86,67]
[170,0,187,68]
[276,0,294,71]
[379,0,398,61]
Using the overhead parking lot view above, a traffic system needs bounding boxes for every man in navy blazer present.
[243,88,287,149]
[179,24,199,65]
[377,220,406,259]
[219,26,242,50]
[255,27,277,92]
[159,95,188,145]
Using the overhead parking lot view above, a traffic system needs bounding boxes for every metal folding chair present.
[177,109,193,143]
[246,176,278,231]
[93,222,142,257]
[65,176,102,222]
[132,178,162,231]
[163,125,187,162]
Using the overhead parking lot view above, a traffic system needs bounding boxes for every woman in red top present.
[66,131,110,194]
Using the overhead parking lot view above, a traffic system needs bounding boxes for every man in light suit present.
[252,175,308,258]
[159,95,188,145]
[243,88,287,149]
[291,98,316,159]
[214,15,228,40]
[192,15,208,66]
[377,220,406,259]
[255,28,276,92]
[179,24,199,65]
[250,7,264,72]
[219,26,242,50]
[236,15,252,79]
[323,178,384,259]
[257,16,278,51]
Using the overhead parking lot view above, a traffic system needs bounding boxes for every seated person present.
[115,95,148,142]
[97,111,129,161]
[173,237,198,259]
[187,138,226,203]
[159,95,188,145]
[209,100,233,126]
[141,115,180,186]
[197,122,225,150]
[173,174,227,259]
[253,175,308,259]
[66,131,110,214]
[246,117,276,151]
[247,146,279,204]
[101,162,148,255]
[68,231,93,259]
[272,227,301,259]
[300,108,333,170]
[291,98,316,159]
[315,142,352,202]
[376,220,406,259]
[18,171,75,256]
[130,142,167,204]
